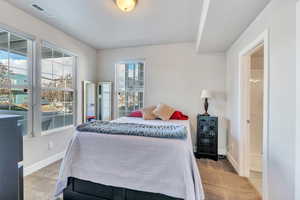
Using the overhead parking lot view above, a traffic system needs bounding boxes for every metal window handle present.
[247,120,251,124]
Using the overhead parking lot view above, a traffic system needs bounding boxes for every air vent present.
[32,4,44,12]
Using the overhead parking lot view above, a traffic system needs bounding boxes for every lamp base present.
[201,113,210,116]
[202,98,210,116]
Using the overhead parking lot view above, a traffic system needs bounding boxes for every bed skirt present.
[63,177,184,200]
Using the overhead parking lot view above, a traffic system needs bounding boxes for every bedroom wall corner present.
[96,43,227,152]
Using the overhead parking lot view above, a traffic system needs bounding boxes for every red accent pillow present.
[170,111,189,120]
[128,110,143,118]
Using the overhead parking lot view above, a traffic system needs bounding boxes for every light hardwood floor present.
[24,158,261,200]
[197,159,261,200]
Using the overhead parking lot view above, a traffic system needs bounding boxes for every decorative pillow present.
[170,111,189,120]
[153,104,176,121]
[128,110,143,118]
[142,106,157,120]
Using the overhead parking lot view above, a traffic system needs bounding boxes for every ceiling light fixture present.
[115,0,137,12]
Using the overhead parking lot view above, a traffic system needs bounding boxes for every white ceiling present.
[198,0,270,52]
[6,0,270,52]
[6,0,202,49]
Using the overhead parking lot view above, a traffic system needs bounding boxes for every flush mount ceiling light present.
[115,0,137,12]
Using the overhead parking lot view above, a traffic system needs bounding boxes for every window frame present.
[0,24,35,138]
[0,24,78,137]
[114,59,145,118]
[37,41,78,136]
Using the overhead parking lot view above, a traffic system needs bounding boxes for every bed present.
[55,117,204,200]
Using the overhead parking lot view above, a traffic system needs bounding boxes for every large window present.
[40,43,76,132]
[0,29,33,136]
[0,26,77,136]
[116,61,144,117]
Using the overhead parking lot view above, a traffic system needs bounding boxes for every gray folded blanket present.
[76,121,187,139]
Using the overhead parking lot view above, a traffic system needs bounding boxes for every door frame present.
[114,60,145,119]
[238,30,269,200]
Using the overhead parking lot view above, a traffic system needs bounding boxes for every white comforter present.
[55,117,204,200]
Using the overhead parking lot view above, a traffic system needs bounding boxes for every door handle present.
[247,120,250,124]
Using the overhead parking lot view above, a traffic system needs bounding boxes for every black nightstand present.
[195,115,218,161]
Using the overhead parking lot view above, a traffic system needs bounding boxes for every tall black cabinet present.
[195,115,218,161]
[0,115,23,200]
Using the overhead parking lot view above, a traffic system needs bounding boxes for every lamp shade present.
[201,90,212,99]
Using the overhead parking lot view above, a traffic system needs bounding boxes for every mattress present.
[55,117,204,200]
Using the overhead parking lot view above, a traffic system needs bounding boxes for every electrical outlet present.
[48,141,54,150]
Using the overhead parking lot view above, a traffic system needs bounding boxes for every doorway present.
[248,45,264,195]
[238,30,269,200]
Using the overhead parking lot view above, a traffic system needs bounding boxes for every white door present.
[115,61,144,117]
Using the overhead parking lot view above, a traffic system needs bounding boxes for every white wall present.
[226,0,296,199]
[97,43,227,151]
[0,1,97,167]
[296,1,300,199]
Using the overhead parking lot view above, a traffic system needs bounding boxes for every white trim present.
[82,80,96,123]
[193,145,197,153]
[114,60,145,118]
[238,30,269,200]
[218,148,227,156]
[196,0,211,52]
[250,153,262,172]
[38,41,78,135]
[0,22,35,40]
[227,152,240,174]
[41,40,78,57]
[24,152,65,177]
[41,87,75,92]
[115,59,145,65]
[96,81,113,121]
[18,161,24,169]
[0,24,35,138]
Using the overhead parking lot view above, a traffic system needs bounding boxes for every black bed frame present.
[64,177,183,200]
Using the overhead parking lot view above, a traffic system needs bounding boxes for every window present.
[116,61,144,117]
[0,29,33,136]
[0,25,77,136]
[40,43,76,132]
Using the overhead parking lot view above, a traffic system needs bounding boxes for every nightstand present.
[195,115,218,161]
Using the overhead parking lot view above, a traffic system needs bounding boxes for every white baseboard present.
[250,154,262,172]
[193,145,197,153]
[218,148,227,155]
[227,152,240,175]
[24,152,65,177]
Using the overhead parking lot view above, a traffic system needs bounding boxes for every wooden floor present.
[24,161,61,200]
[24,158,261,200]
[197,159,261,200]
